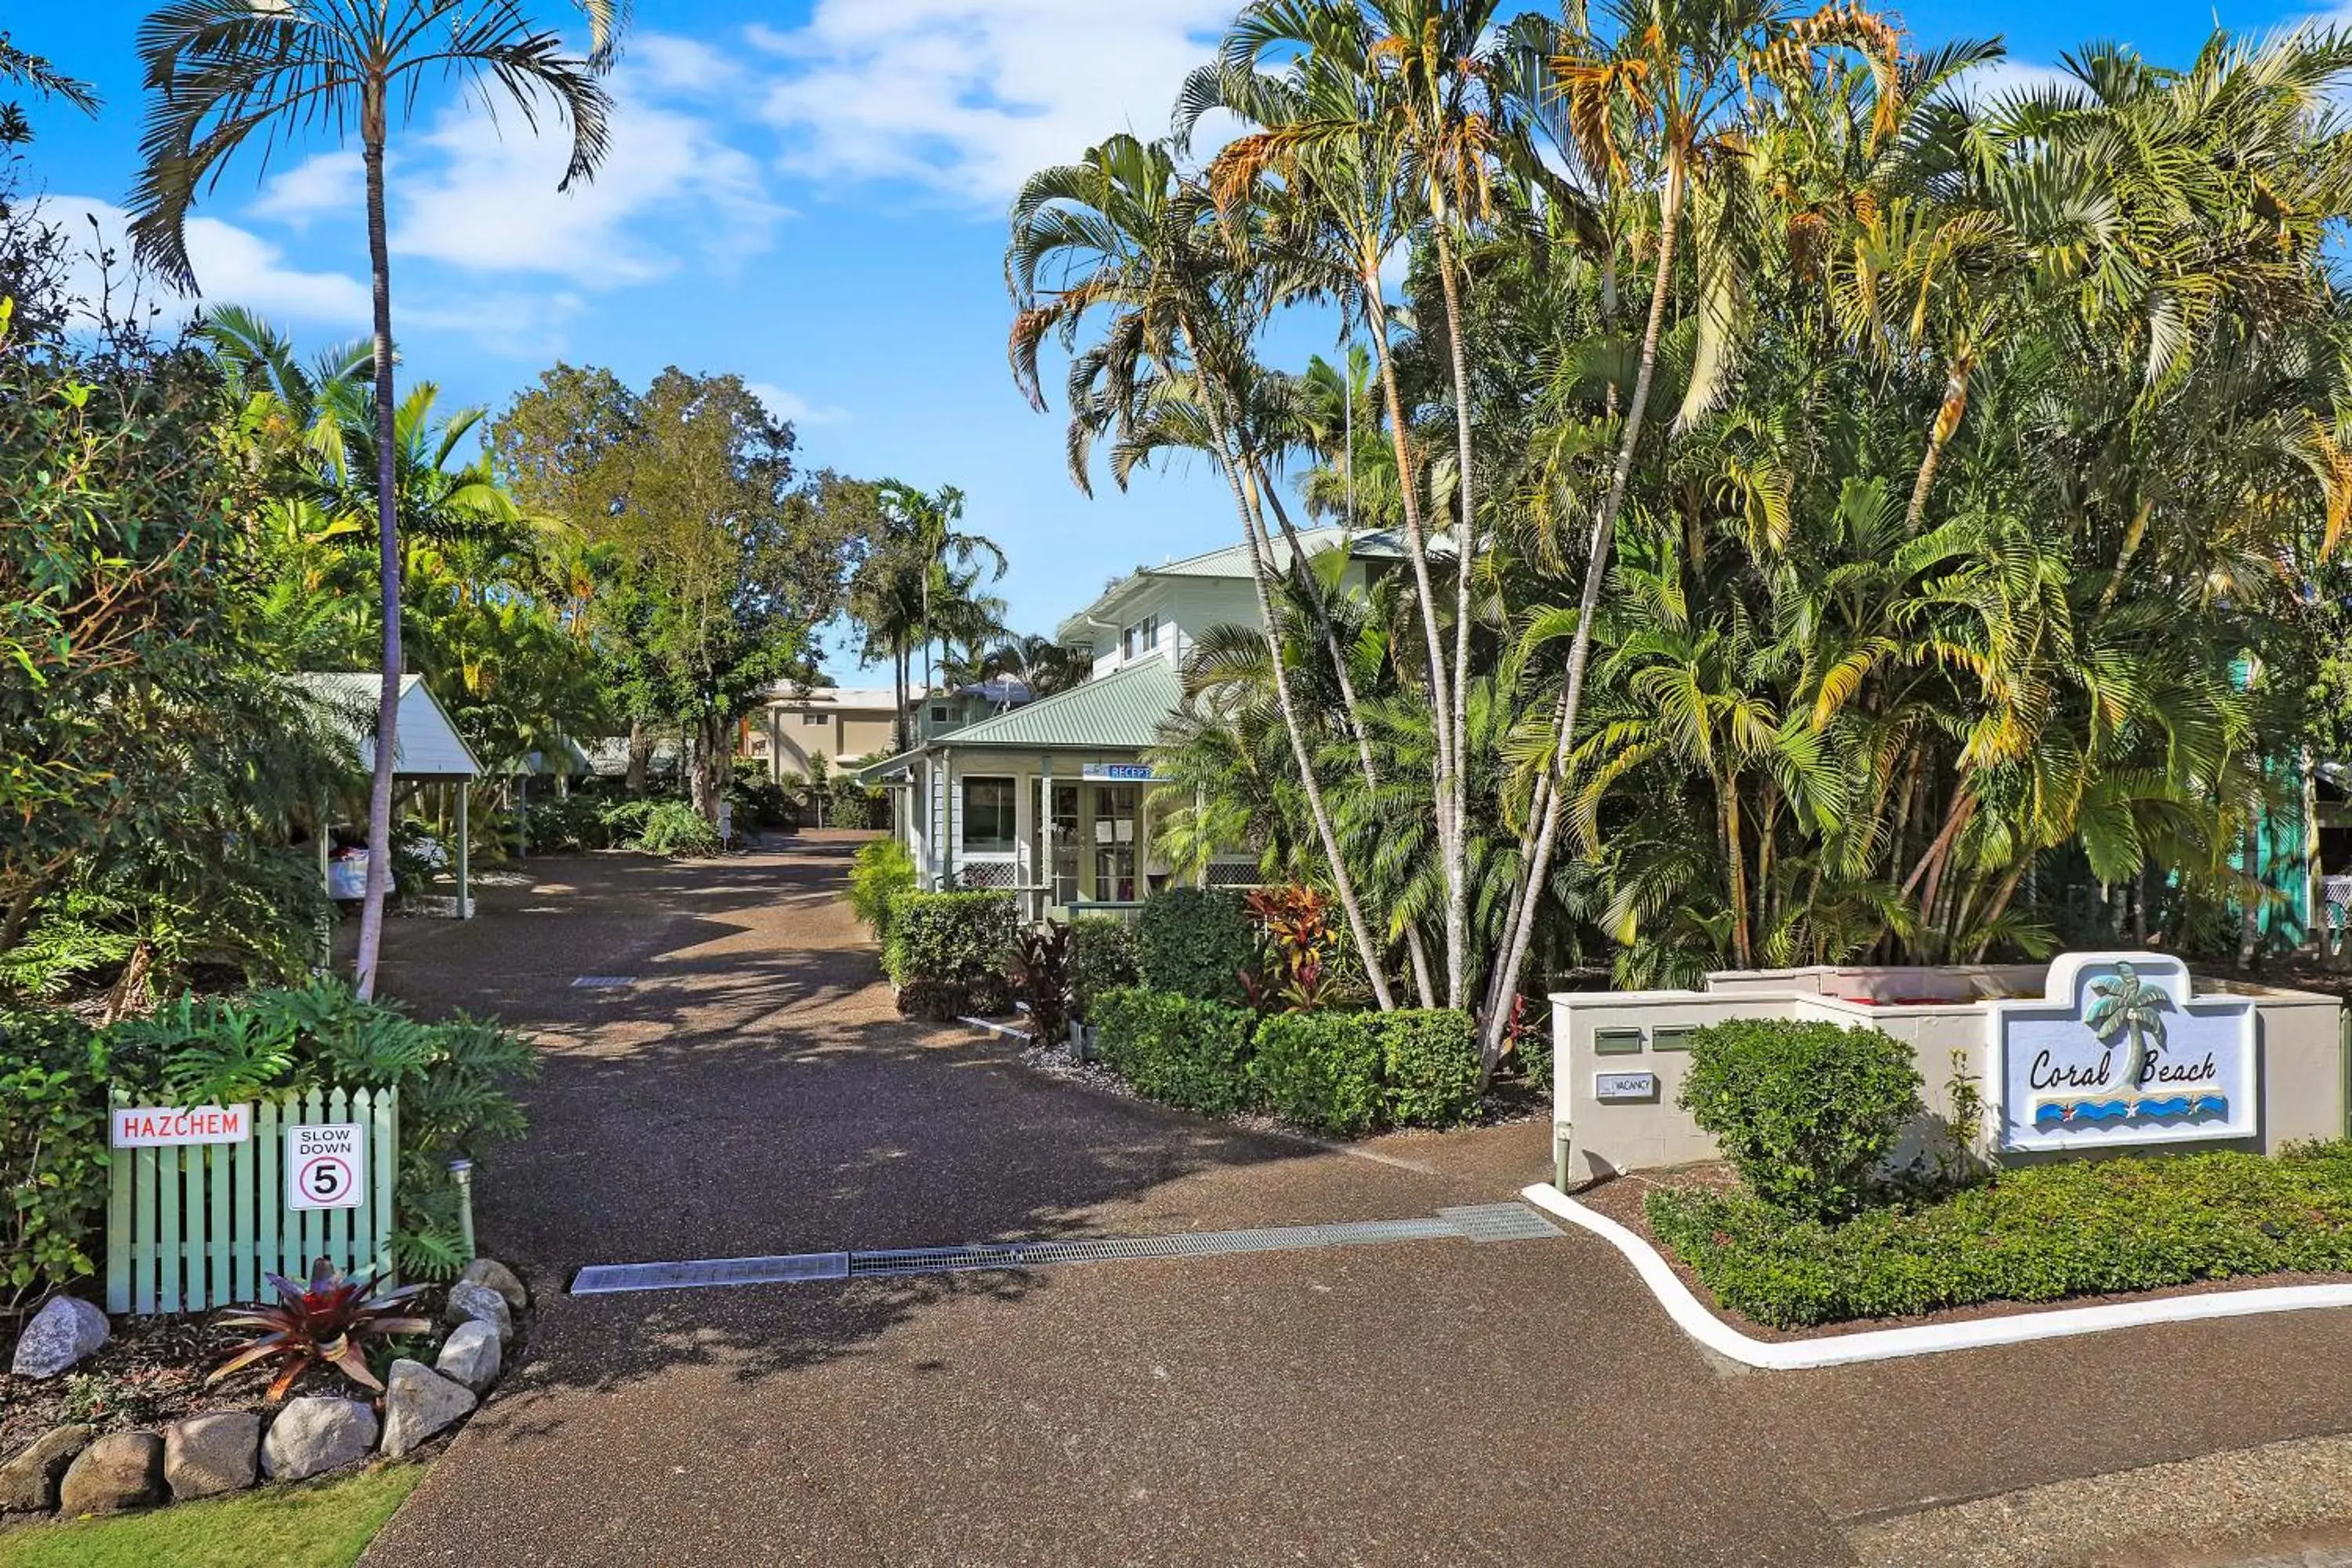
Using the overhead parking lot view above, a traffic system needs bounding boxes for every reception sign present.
[1989,953,2256,1152]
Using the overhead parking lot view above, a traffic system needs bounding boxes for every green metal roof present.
[859,655,1179,775]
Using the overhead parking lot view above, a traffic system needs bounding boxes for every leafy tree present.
[493,365,867,822]
[130,0,623,997]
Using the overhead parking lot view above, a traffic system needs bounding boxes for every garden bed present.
[0,1281,462,1458]
[1584,1145,2352,1339]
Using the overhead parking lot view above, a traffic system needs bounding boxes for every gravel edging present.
[1848,1432,2352,1568]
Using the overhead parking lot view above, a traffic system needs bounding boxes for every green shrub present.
[1069,915,1140,1020]
[885,891,1016,990]
[1374,1010,1483,1128]
[521,795,612,854]
[1646,1142,2352,1329]
[1250,1011,1385,1136]
[1093,986,1256,1116]
[849,838,917,946]
[598,797,658,840]
[1678,1018,1923,1221]
[632,800,724,857]
[725,775,797,832]
[895,980,971,1022]
[1136,889,1254,1004]
[0,1008,112,1309]
[106,978,536,1279]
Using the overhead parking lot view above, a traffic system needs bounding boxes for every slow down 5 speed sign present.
[285,1123,366,1210]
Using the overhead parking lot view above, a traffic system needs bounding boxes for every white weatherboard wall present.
[1552,955,2347,1184]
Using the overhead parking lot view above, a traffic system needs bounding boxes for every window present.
[1092,784,1138,902]
[1121,615,1159,661]
[800,710,829,727]
[930,704,949,723]
[961,776,1017,853]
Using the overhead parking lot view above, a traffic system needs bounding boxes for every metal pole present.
[456,781,471,919]
[449,1157,476,1261]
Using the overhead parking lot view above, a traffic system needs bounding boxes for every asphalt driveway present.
[356,835,2352,1567]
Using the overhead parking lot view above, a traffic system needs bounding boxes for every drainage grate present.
[570,975,636,989]
[1436,1203,1564,1243]
[845,1217,1461,1279]
[572,1251,848,1294]
[568,1205,1563,1297]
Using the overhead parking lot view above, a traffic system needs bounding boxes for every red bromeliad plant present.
[208,1258,431,1400]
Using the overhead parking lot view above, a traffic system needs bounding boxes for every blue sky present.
[10,0,2321,678]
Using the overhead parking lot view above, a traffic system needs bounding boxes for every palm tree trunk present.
[893,642,910,754]
[1432,225,1479,1009]
[1904,354,1972,532]
[1360,269,1461,981]
[1481,154,1688,1064]
[1250,456,1434,1011]
[354,113,401,1002]
[1214,422,1395,1011]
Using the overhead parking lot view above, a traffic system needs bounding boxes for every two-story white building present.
[861,525,1401,916]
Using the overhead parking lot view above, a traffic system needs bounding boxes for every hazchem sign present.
[111,1105,251,1148]
[285,1123,367,1210]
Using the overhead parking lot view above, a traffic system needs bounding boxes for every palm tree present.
[981,633,1094,698]
[1008,132,1400,1008]
[1478,0,1903,1062]
[130,0,622,999]
[2086,961,2170,1091]
[852,481,1007,752]
[1185,2,1516,1011]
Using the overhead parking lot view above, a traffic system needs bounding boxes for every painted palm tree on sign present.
[2086,962,2170,1091]
[129,0,624,998]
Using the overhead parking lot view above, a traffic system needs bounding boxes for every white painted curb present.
[1519,1181,2352,1370]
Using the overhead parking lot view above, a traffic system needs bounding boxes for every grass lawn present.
[0,1464,421,1568]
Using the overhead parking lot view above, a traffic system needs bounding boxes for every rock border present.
[0,1256,525,1523]
[1519,1182,2352,1370]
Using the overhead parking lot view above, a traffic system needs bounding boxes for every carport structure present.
[289,672,481,919]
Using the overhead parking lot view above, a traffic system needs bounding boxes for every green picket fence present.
[105,1087,399,1315]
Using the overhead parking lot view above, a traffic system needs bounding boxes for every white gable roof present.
[288,673,481,779]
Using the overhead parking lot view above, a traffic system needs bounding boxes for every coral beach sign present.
[1988,953,2256,1152]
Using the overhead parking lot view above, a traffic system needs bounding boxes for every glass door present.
[1050,782,1080,906]
[1091,784,1138,902]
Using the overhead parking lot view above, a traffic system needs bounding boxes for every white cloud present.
[750,0,1234,206]
[633,34,742,93]
[748,380,851,428]
[36,196,372,328]
[386,64,782,285]
[247,150,365,227]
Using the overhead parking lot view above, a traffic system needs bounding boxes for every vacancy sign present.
[285,1123,367,1210]
[111,1105,251,1148]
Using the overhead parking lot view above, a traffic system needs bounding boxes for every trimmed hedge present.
[1092,986,1256,1116]
[1094,990,1483,1134]
[1250,1011,1386,1136]
[1376,1010,1483,1129]
[1646,1142,2352,1330]
[1677,1018,1923,1221]
[1136,889,1254,1004]
[1069,915,1140,1022]
[884,891,1016,992]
